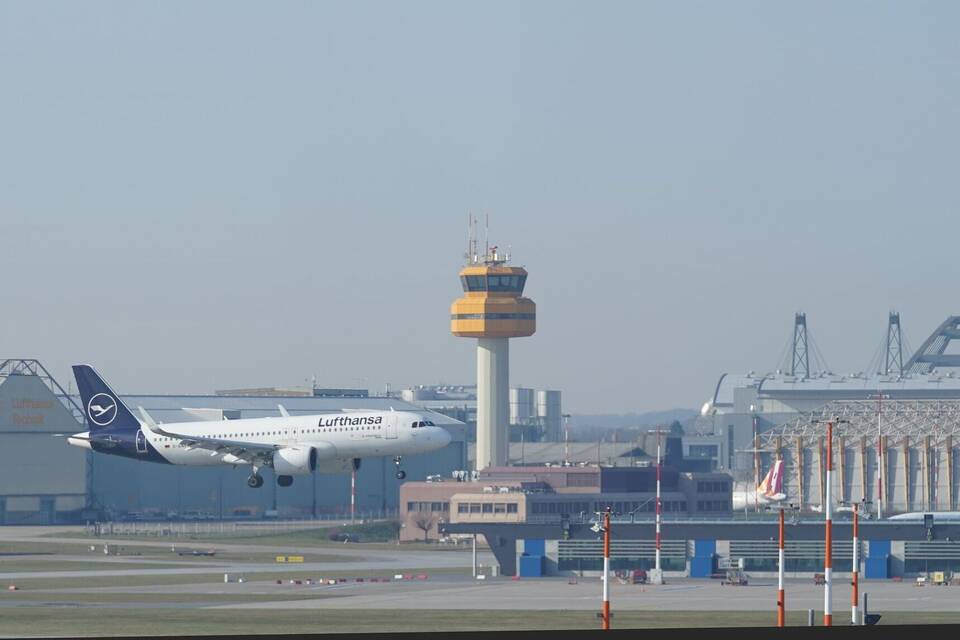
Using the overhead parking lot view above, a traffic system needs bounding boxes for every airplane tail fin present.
[72,365,141,431]
[757,465,774,495]
[768,459,784,496]
[757,459,785,497]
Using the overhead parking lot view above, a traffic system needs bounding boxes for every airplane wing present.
[278,405,290,418]
[139,420,279,464]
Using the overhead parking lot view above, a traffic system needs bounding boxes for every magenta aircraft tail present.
[758,459,785,497]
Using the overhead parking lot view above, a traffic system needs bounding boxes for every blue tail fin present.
[72,365,140,431]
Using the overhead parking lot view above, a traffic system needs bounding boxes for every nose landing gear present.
[394,456,406,480]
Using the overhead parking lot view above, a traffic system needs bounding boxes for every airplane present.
[64,365,452,488]
[888,511,960,522]
[809,504,870,517]
[732,459,787,510]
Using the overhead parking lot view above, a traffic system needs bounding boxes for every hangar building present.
[0,359,466,524]
[688,313,960,515]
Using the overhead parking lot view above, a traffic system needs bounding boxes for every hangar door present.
[0,371,87,523]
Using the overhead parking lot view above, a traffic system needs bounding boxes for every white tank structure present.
[537,389,562,441]
[451,242,535,471]
[510,387,535,426]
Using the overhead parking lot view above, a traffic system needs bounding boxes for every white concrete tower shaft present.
[450,226,535,473]
[476,337,509,469]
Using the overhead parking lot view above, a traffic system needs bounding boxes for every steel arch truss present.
[762,399,960,447]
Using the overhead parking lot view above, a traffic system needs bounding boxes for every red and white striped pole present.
[602,507,611,630]
[778,506,785,627]
[655,432,662,573]
[851,502,859,625]
[824,420,833,627]
[350,468,356,523]
[875,393,884,520]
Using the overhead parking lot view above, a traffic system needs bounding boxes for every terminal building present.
[0,359,466,524]
[399,385,563,444]
[441,516,960,579]
[400,465,732,543]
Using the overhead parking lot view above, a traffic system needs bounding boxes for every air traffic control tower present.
[451,236,535,471]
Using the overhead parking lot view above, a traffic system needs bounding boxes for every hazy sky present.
[2,2,959,413]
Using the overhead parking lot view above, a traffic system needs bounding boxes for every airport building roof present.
[467,441,649,467]
[707,372,960,416]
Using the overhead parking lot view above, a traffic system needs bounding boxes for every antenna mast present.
[791,312,810,378]
[885,311,904,375]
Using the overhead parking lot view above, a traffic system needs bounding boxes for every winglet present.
[278,405,290,418]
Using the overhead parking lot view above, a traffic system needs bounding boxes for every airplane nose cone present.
[435,427,452,448]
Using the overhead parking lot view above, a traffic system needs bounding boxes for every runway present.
[210,575,960,612]
[2,525,959,635]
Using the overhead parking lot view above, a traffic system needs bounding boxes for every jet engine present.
[272,446,317,475]
[316,457,358,474]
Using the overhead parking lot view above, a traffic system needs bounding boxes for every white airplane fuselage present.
[732,491,786,511]
[69,411,449,467]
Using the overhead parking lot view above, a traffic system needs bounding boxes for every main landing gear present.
[247,470,264,489]
[277,475,293,487]
[394,456,406,480]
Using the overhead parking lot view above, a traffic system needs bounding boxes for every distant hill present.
[569,408,698,431]
[565,409,698,443]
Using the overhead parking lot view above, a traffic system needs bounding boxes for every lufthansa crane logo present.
[87,393,117,427]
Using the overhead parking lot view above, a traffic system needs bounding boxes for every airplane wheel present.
[277,475,294,487]
[247,474,264,489]
[396,470,406,480]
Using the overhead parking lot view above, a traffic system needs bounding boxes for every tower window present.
[463,275,486,291]
[486,274,526,292]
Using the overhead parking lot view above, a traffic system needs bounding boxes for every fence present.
[86,512,397,538]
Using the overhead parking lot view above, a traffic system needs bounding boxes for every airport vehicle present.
[732,459,787,510]
[64,365,451,488]
[721,569,748,586]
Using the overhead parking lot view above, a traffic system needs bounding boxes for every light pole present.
[592,507,612,630]
[648,428,668,583]
[562,414,572,466]
[815,417,848,627]
[767,502,798,628]
[869,393,889,520]
[823,419,834,627]
[778,505,785,627]
[656,433,662,574]
[851,502,859,625]
[845,499,870,625]
[751,405,760,513]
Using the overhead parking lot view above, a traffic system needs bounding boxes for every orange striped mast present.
[777,505,785,627]
[851,502,860,624]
